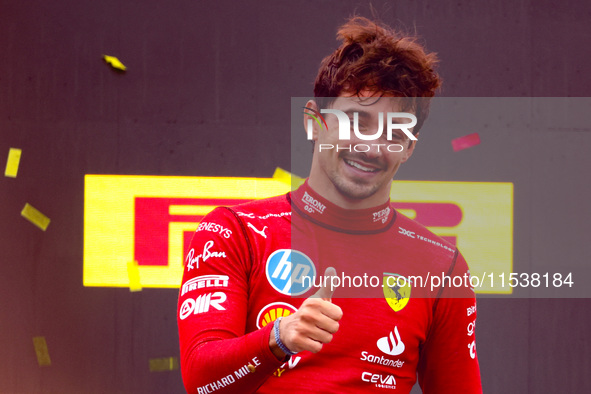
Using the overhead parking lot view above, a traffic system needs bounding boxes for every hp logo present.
[265,249,316,296]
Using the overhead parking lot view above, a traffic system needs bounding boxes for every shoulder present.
[394,210,457,256]
[393,210,474,296]
[186,194,291,271]
[199,193,291,245]
[201,193,290,223]
[392,210,460,275]
[228,193,292,221]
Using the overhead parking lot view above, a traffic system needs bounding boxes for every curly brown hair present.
[313,17,442,135]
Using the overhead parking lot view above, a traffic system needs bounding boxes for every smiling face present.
[306,92,417,209]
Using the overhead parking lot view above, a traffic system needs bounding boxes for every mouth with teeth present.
[343,158,380,173]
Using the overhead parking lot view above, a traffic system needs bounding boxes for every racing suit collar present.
[290,180,396,234]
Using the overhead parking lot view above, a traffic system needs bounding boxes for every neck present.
[290,180,395,234]
[307,169,391,210]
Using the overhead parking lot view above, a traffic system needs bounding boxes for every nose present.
[348,133,383,159]
[362,144,382,159]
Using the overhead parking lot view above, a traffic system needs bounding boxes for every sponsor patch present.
[179,292,227,320]
[196,222,233,239]
[468,340,477,359]
[361,372,397,390]
[301,191,326,214]
[185,240,227,271]
[373,207,391,223]
[272,356,302,378]
[360,351,404,368]
[383,273,411,312]
[265,250,316,296]
[377,327,405,357]
[196,357,260,393]
[467,320,475,336]
[256,302,298,329]
[247,222,268,238]
[181,275,229,296]
[398,226,415,238]
[236,211,291,220]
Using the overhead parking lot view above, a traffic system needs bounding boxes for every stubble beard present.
[329,170,383,201]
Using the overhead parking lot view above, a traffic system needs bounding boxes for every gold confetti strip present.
[4,148,22,178]
[127,261,142,292]
[33,336,51,366]
[21,203,51,231]
[103,55,127,71]
[149,357,179,372]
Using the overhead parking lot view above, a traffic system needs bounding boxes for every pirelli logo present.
[181,275,229,296]
[83,174,513,293]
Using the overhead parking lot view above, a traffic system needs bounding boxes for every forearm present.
[180,324,285,393]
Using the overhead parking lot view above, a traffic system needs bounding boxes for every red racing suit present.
[177,181,482,393]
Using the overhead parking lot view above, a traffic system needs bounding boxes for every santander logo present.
[377,326,405,356]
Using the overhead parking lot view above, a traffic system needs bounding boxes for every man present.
[178,16,482,393]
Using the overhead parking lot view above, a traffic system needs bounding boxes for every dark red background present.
[1,1,590,393]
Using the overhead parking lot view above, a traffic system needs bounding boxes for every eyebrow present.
[340,108,374,119]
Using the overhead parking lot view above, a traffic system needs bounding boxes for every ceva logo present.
[361,372,397,387]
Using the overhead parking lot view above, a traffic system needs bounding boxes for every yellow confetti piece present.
[149,357,179,372]
[127,261,142,292]
[21,203,51,231]
[272,167,305,189]
[4,148,22,178]
[103,55,127,71]
[33,337,51,366]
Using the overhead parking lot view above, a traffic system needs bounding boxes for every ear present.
[303,100,321,141]
[401,132,419,163]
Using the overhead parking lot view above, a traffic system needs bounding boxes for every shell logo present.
[256,302,298,329]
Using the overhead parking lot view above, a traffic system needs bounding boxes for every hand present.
[269,267,343,358]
